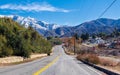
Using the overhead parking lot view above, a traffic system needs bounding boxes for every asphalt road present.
[0,45,103,75]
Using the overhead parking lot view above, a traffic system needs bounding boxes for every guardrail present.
[81,60,120,75]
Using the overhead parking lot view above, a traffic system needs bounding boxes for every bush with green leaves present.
[0,17,52,58]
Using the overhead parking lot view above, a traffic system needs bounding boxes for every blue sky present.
[0,0,120,26]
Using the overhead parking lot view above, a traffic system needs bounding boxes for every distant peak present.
[41,21,49,24]
[27,16,35,20]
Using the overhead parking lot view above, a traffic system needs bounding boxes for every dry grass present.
[99,58,119,67]
[98,57,120,74]
[0,56,46,66]
[77,54,120,74]
[63,46,75,55]
[98,64,120,74]
[77,54,100,64]
[0,54,47,67]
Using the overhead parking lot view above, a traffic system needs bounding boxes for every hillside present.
[55,18,120,37]
[0,17,52,58]
[74,18,120,35]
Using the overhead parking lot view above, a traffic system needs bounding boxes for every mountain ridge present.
[0,15,120,37]
[0,15,62,37]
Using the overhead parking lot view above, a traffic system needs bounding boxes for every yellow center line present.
[33,55,60,75]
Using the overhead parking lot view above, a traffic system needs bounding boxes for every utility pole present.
[73,33,78,55]
[74,37,76,55]
[35,25,36,31]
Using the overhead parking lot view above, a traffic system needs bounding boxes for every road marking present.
[76,60,102,75]
[85,64,102,75]
[33,55,60,75]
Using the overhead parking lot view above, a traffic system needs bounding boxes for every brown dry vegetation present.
[77,53,120,73]
[98,57,120,74]
[62,37,82,53]
[77,54,100,64]
[99,58,119,67]
[0,54,47,67]
[62,36,120,73]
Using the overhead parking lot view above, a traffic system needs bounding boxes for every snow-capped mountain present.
[0,15,60,30]
[0,15,61,36]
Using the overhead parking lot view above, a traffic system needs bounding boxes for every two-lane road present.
[0,45,103,75]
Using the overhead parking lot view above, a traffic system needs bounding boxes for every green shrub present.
[0,18,52,58]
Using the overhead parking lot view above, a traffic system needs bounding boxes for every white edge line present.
[85,64,102,75]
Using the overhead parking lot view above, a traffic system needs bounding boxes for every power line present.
[96,0,117,26]
[98,0,117,18]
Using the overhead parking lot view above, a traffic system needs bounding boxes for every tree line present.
[79,28,120,41]
[0,17,52,58]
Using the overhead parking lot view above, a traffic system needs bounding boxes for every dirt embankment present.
[0,54,47,66]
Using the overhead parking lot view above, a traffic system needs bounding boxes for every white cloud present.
[0,3,70,13]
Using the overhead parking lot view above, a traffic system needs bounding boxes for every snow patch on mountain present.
[0,15,60,30]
